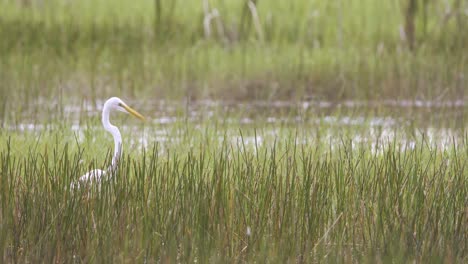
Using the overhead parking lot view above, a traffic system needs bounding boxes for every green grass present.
[0,115,467,262]
[0,0,466,118]
[0,0,467,262]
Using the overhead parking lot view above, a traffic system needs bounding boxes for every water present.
[5,100,466,152]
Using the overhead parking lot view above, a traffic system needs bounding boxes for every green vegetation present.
[0,0,467,262]
[1,120,467,262]
[0,0,467,113]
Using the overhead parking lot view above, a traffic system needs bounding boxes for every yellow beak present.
[122,104,145,121]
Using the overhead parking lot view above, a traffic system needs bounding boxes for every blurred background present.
[0,0,466,116]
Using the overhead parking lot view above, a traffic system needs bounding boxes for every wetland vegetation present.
[0,0,467,262]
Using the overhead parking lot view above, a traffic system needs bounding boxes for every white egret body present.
[75,97,145,186]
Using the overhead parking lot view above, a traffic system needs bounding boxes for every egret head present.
[105,97,145,121]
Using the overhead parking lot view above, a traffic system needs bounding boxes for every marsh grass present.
[0,0,467,262]
[0,0,467,118]
[0,126,466,262]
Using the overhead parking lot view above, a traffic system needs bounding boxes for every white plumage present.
[72,97,145,188]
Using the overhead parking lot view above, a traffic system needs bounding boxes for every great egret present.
[74,97,145,187]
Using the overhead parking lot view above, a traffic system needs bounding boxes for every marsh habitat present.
[0,0,467,262]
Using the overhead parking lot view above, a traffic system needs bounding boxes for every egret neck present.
[102,100,123,172]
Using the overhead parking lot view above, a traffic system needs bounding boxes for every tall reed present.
[1,132,466,262]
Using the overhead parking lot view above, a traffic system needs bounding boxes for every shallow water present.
[14,98,467,123]
[6,100,466,154]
